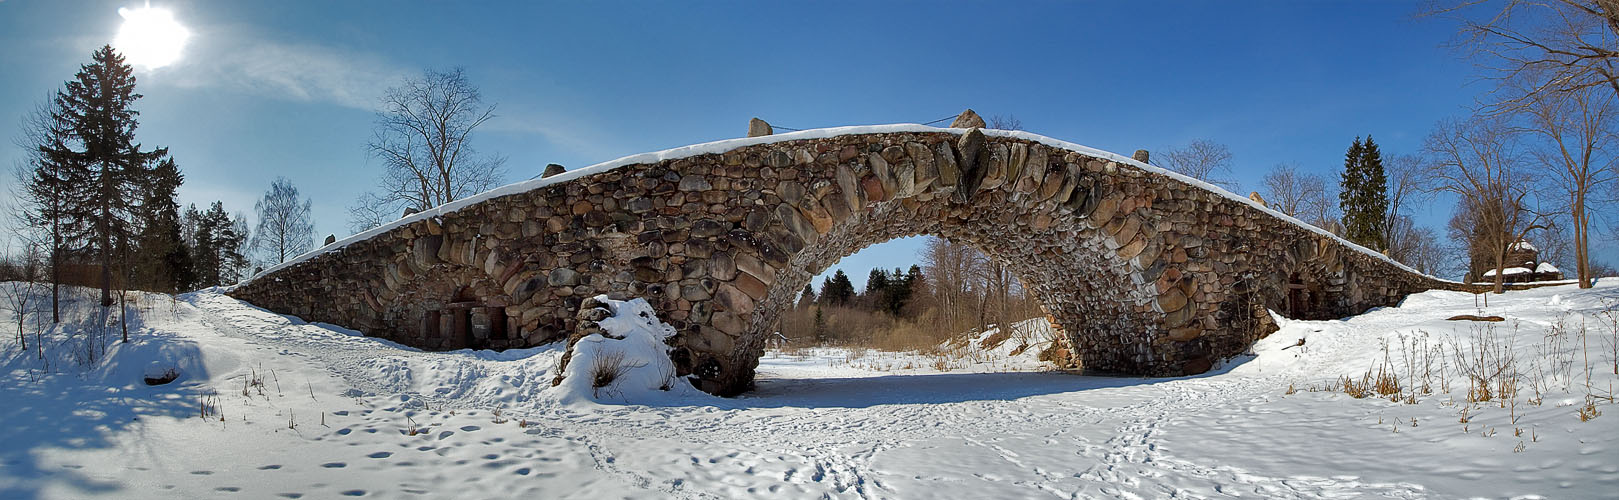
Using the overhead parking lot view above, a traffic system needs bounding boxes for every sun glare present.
[113,5,190,69]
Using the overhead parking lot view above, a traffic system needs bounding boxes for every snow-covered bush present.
[549,296,705,404]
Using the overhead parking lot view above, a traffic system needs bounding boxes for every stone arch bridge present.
[232,118,1471,396]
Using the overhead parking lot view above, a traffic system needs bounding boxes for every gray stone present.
[542,163,566,178]
[547,268,580,286]
[678,175,712,191]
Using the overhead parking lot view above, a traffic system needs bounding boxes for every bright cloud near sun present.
[113,4,190,69]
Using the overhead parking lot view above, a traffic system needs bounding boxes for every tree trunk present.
[1574,191,1591,288]
[119,290,128,343]
[50,242,60,323]
[1493,244,1506,295]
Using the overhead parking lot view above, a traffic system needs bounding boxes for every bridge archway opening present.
[767,235,1071,371]
[679,184,1167,395]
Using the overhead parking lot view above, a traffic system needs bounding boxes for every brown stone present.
[747,118,772,137]
[860,175,887,203]
[734,252,772,286]
[1090,193,1122,222]
[1116,238,1148,259]
[1158,287,1188,312]
[732,273,768,300]
[949,108,986,129]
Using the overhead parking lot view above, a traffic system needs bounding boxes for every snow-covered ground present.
[2,281,1617,499]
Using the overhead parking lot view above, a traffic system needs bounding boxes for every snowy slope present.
[3,281,1618,498]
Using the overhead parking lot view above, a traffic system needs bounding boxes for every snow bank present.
[548,296,707,405]
[1536,262,1560,274]
[244,124,1451,286]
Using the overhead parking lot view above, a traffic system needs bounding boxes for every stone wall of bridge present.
[230,127,1471,396]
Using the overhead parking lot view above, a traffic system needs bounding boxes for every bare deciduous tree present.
[1260,162,1334,225]
[1521,84,1616,288]
[0,243,45,352]
[356,68,506,231]
[345,191,397,234]
[252,177,315,265]
[922,238,987,333]
[1157,139,1238,191]
[1387,215,1448,274]
[1424,116,1550,293]
[1430,0,1619,107]
[988,115,1024,131]
[1406,222,1449,276]
[1383,154,1431,262]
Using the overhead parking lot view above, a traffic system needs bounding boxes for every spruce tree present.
[133,157,191,292]
[1339,135,1390,249]
[797,284,816,309]
[54,46,167,306]
[823,270,856,306]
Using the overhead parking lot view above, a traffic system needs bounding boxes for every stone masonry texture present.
[230,129,1486,396]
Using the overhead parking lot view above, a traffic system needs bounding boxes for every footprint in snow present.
[214,486,241,493]
[321,462,346,469]
[276,494,303,499]
[335,428,352,436]
[258,464,282,470]
[340,490,366,496]
[367,452,392,459]
[460,425,480,432]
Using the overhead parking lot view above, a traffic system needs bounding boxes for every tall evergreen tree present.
[820,269,856,306]
[1339,135,1390,249]
[53,46,167,306]
[132,157,191,292]
[880,267,914,316]
[797,284,816,309]
[863,268,891,310]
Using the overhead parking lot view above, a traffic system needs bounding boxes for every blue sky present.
[1,1,1611,288]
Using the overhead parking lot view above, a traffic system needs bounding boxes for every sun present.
[113,4,190,69]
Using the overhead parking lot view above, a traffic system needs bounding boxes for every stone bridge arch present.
[231,124,1462,396]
